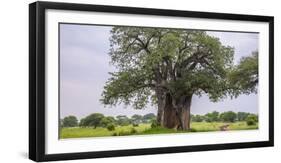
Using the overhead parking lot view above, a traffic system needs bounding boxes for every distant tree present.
[116,115,131,126]
[192,114,204,122]
[100,116,116,127]
[131,114,143,125]
[237,112,250,121]
[246,114,258,125]
[220,111,237,122]
[205,111,219,122]
[79,113,105,128]
[61,115,78,127]
[79,118,86,127]
[142,113,156,123]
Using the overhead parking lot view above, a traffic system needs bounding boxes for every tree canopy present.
[79,113,104,128]
[101,27,236,109]
[228,51,258,97]
[61,115,78,127]
[100,26,258,130]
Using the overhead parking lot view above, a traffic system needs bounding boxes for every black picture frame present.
[29,1,274,162]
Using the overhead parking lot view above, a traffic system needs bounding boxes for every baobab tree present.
[100,26,258,130]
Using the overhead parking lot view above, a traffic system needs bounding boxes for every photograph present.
[59,24,259,139]
[29,2,273,161]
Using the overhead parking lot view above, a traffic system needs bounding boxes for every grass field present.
[60,121,258,139]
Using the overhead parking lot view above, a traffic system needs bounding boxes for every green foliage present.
[150,119,159,128]
[60,122,258,139]
[116,115,131,126]
[237,112,250,121]
[106,123,115,131]
[220,111,237,122]
[131,114,143,125]
[61,115,78,127]
[101,27,238,109]
[228,51,258,97]
[79,113,104,128]
[246,119,255,126]
[204,111,219,122]
[142,113,156,123]
[192,114,205,122]
[246,114,258,126]
[100,116,116,127]
[130,128,137,134]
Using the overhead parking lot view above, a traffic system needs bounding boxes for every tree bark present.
[180,96,192,130]
[161,94,192,130]
[156,90,166,126]
[163,94,179,129]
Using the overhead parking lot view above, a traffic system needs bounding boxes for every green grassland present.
[60,121,258,139]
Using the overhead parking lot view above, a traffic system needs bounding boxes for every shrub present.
[106,123,115,131]
[246,119,255,125]
[130,128,137,134]
[151,119,159,128]
[246,114,258,126]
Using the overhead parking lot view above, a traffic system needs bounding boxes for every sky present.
[60,24,259,119]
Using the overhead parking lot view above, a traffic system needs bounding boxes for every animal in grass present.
[219,124,230,131]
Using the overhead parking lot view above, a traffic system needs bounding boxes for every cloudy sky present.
[60,24,259,119]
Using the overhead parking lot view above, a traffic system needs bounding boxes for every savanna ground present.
[60,121,258,139]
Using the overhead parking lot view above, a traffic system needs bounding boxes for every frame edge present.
[29,1,274,162]
[29,2,38,162]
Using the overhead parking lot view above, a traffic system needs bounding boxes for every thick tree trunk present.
[163,94,179,129]
[180,96,192,130]
[161,94,192,130]
[156,90,166,126]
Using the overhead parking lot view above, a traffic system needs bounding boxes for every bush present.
[106,123,115,131]
[246,114,258,126]
[151,119,158,128]
[130,128,137,134]
[246,119,255,125]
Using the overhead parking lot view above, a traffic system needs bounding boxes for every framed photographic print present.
[29,1,274,162]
